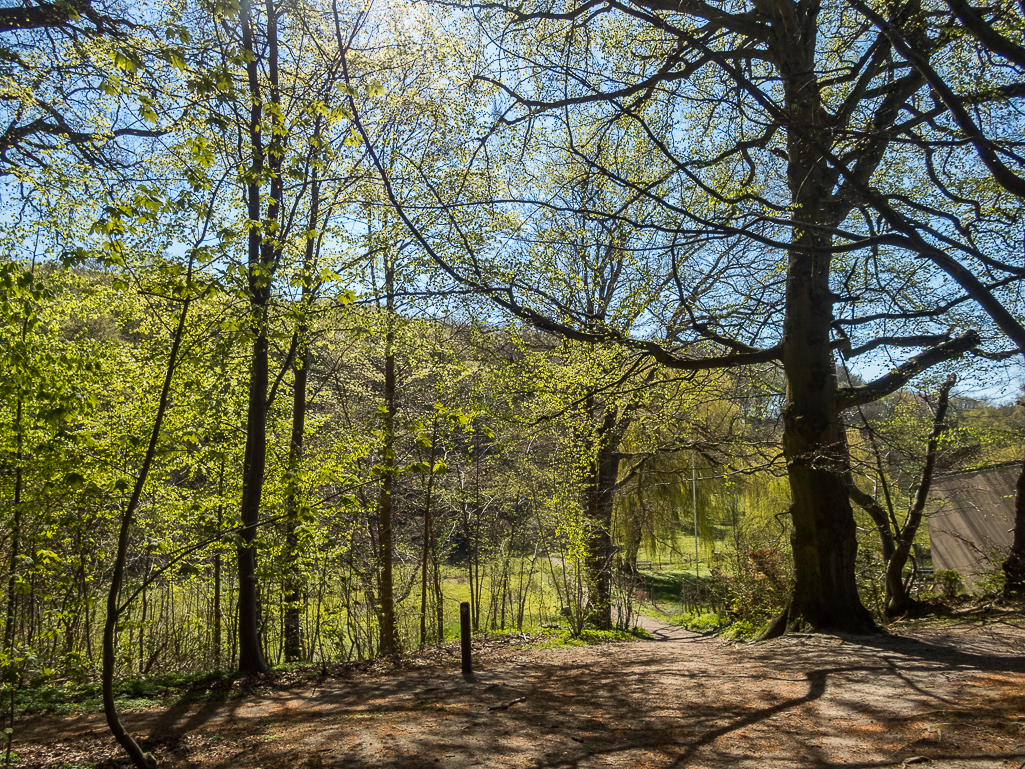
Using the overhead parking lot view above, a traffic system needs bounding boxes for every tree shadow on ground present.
[18,623,1025,769]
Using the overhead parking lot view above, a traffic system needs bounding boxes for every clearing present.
[14,614,1025,769]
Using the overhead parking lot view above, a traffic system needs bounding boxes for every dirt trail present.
[15,616,1025,769]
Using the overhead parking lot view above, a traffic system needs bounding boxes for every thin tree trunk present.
[3,394,23,741]
[282,345,306,663]
[4,397,22,657]
[283,159,321,663]
[237,319,270,674]
[235,0,282,675]
[885,375,956,615]
[138,558,149,676]
[848,376,957,616]
[377,261,398,656]
[102,276,193,769]
[461,499,477,631]
[213,464,224,669]
[419,417,439,647]
[433,521,444,644]
[4,274,32,726]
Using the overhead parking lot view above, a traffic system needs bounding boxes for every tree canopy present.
[1,0,1024,765]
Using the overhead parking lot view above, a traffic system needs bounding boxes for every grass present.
[628,561,724,626]
[526,627,653,649]
[429,561,585,639]
[12,669,235,716]
[667,609,725,633]
[9,546,702,719]
[633,536,710,575]
[664,610,768,640]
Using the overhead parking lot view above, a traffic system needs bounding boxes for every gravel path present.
[15,616,1025,769]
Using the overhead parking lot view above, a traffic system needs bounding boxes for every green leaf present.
[36,549,62,564]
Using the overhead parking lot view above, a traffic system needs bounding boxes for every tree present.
[101,259,197,769]
[347,0,1016,634]
[848,374,957,616]
[187,0,359,673]
[844,0,1025,597]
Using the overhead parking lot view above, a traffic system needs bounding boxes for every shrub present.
[717,548,790,627]
[932,569,963,599]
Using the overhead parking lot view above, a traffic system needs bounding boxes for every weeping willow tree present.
[614,450,720,568]
[615,455,791,563]
[613,377,792,574]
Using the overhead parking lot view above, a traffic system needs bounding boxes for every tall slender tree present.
[190,0,356,672]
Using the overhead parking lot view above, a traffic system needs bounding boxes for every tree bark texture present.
[376,325,398,656]
[283,341,308,662]
[770,6,877,635]
[585,408,621,631]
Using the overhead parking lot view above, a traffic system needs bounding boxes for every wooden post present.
[460,601,472,675]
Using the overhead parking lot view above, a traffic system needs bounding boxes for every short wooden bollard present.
[460,601,472,675]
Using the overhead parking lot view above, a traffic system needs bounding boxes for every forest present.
[1,0,1025,765]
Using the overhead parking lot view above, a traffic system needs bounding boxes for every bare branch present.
[836,332,978,410]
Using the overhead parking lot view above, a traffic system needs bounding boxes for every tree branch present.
[836,331,978,410]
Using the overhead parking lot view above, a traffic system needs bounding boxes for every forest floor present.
[13,612,1025,769]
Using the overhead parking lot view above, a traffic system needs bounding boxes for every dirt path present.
[15,616,1025,769]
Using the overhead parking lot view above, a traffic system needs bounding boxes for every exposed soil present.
[13,614,1025,769]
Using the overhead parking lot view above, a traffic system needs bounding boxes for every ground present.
[13,614,1025,769]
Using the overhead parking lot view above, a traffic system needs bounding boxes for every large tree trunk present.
[766,7,877,637]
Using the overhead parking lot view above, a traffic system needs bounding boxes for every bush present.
[932,569,964,599]
[720,619,762,640]
[716,548,790,627]
[971,565,1004,594]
